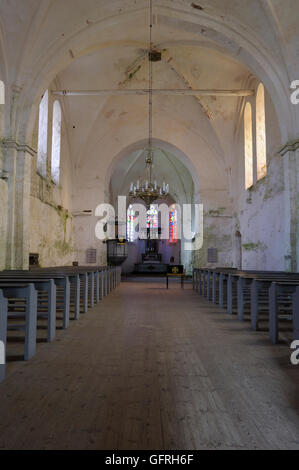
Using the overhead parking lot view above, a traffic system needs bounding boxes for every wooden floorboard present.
[0,279,299,449]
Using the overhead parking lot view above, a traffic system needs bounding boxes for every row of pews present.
[193,267,299,345]
[0,265,121,383]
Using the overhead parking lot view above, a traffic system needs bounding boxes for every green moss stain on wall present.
[31,174,74,266]
[193,222,233,268]
[242,241,266,252]
[54,239,73,256]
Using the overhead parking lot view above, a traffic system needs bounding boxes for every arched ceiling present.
[56,43,250,174]
[0,0,298,143]
[110,146,195,207]
[1,0,298,202]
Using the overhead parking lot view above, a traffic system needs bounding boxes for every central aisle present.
[0,279,299,450]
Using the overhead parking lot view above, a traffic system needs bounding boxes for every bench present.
[193,267,299,346]
[269,281,299,344]
[0,283,37,364]
[0,266,121,383]
[0,276,56,342]
[0,289,8,383]
[1,272,70,329]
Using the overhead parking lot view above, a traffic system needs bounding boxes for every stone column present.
[2,139,35,270]
[280,140,299,272]
[0,176,8,270]
[2,140,17,269]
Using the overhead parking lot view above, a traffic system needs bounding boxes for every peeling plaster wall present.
[29,95,75,267]
[232,86,285,270]
[0,179,8,270]
[72,179,108,266]
[0,89,7,270]
[29,196,74,267]
[193,210,233,269]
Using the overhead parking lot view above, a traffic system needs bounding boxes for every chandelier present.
[129,0,169,208]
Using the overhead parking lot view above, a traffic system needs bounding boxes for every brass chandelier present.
[129,0,169,208]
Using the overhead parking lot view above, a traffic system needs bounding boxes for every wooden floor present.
[1,278,299,450]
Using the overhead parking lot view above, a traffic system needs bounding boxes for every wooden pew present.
[0,276,56,342]
[226,272,299,344]
[227,271,298,317]
[32,267,91,313]
[32,266,120,314]
[0,266,121,383]
[0,283,37,362]
[0,289,8,383]
[39,266,107,307]
[193,267,299,347]
[237,274,299,328]
[0,272,70,329]
[293,286,299,342]
[269,281,299,344]
[193,268,237,307]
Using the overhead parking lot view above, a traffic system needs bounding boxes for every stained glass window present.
[147,205,159,239]
[147,205,158,229]
[169,209,178,243]
[127,205,135,242]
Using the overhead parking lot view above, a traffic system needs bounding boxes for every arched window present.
[147,205,158,229]
[127,205,136,242]
[256,83,267,180]
[51,100,62,184]
[244,102,253,189]
[37,90,49,178]
[169,209,178,243]
[0,81,4,105]
[147,204,159,239]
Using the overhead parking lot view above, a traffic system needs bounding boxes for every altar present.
[134,237,168,274]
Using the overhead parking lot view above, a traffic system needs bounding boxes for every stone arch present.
[105,138,201,205]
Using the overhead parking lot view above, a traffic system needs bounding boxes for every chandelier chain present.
[128,0,169,207]
[149,0,153,173]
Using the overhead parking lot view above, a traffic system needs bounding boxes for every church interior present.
[0,0,299,451]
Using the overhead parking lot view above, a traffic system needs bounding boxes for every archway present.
[109,143,198,274]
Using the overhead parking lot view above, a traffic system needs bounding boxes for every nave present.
[0,279,298,450]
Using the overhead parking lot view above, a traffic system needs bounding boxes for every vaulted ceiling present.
[0,0,297,201]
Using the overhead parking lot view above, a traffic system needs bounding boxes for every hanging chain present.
[148,0,153,157]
